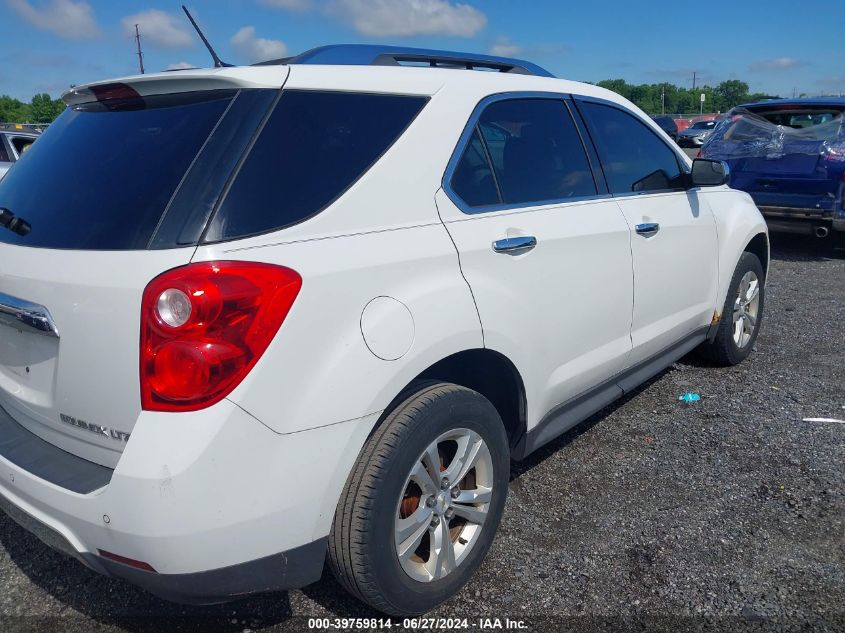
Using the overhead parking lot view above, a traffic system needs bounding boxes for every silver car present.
[0,128,39,180]
[678,119,718,147]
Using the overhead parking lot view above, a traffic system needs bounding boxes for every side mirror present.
[690,158,730,187]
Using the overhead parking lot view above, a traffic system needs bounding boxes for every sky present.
[1,0,842,102]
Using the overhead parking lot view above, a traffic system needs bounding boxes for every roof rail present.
[256,44,555,78]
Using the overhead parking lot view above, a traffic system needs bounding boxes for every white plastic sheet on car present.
[704,107,845,162]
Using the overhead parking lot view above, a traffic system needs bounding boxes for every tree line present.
[593,79,773,115]
[1,79,775,125]
[0,94,66,125]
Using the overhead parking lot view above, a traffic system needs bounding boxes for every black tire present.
[328,382,509,616]
[698,251,765,366]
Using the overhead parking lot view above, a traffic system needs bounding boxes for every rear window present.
[203,90,428,243]
[0,90,235,250]
[753,108,843,128]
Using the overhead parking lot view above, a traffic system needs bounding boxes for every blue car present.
[701,97,845,238]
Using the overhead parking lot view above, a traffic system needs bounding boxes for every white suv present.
[0,45,767,615]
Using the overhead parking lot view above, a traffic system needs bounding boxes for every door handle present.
[635,223,660,237]
[492,236,537,254]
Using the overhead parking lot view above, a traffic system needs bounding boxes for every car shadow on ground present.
[769,231,845,262]
[509,369,671,481]
[0,512,301,632]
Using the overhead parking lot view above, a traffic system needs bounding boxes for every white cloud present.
[260,0,313,9]
[121,9,193,49]
[489,36,521,57]
[7,0,98,39]
[231,26,288,63]
[749,57,803,72]
[166,61,195,70]
[330,0,486,37]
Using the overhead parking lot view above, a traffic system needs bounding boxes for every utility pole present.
[692,71,696,91]
[661,84,665,114]
[134,24,145,74]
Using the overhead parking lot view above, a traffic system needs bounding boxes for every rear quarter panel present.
[192,225,483,435]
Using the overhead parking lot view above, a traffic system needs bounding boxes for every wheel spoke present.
[451,502,488,525]
[745,310,757,327]
[738,276,749,303]
[410,460,438,496]
[396,506,433,560]
[421,442,443,490]
[453,486,492,505]
[443,431,483,484]
[430,519,456,580]
[745,279,759,304]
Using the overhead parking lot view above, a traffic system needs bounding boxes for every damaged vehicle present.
[701,97,845,238]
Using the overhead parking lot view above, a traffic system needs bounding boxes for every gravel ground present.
[1,233,843,633]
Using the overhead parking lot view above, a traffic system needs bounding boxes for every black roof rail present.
[256,44,555,78]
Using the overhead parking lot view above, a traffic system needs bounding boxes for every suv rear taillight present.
[141,262,302,412]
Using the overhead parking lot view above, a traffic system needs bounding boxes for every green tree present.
[714,80,750,112]
[29,93,65,123]
[0,96,30,123]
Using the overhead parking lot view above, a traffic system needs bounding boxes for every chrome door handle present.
[0,292,60,338]
[492,236,537,254]
[635,223,660,237]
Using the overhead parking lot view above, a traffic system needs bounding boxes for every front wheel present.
[698,251,765,366]
[328,382,509,616]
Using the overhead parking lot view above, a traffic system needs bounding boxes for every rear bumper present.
[0,490,326,603]
[0,399,377,603]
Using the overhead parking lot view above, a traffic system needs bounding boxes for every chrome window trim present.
[443,91,611,215]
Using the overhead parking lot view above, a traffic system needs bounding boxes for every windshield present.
[0,90,235,250]
[692,121,716,130]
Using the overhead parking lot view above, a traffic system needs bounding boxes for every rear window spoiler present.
[63,66,289,106]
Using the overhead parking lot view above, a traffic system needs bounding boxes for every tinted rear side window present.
[0,91,235,250]
[0,138,9,162]
[204,91,428,242]
[450,128,499,207]
[580,102,685,194]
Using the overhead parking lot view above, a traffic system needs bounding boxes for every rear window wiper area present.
[0,207,30,236]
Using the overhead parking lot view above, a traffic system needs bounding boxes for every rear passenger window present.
[449,98,596,209]
[579,102,685,194]
[204,91,428,242]
[0,140,9,163]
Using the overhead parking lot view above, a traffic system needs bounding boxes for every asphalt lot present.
[1,232,843,633]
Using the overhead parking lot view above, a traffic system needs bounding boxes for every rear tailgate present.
[0,68,286,469]
[0,247,194,467]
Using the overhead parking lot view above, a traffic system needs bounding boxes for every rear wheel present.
[698,251,765,366]
[328,382,509,616]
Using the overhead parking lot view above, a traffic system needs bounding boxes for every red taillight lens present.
[140,262,302,412]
